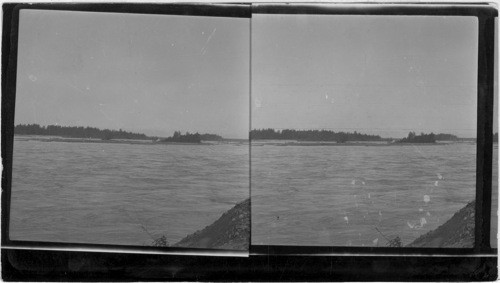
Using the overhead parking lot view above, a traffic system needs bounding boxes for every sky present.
[15,10,249,139]
[252,14,481,138]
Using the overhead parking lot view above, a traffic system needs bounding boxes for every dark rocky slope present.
[408,201,475,248]
[172,198,478,249]
[174,198,249,250]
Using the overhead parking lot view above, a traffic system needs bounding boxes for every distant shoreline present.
[13,135,476,147]
[13,124,232,144]
[251,141,475,147]
[13,135,247,145]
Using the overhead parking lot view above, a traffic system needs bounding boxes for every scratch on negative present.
[65,81,85,94]
[99,108,113,122]
[201,28,217,55]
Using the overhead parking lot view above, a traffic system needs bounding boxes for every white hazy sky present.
[14,10,495,139]
[252,14,481,138]
[15,9,249,139]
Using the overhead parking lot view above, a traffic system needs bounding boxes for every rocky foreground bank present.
[407,201,475,248]
[171,198,476,249]
[173,199,250,250]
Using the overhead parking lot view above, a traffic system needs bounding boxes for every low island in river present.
[14,124,224,144]
[250,128,467,145]
[159,131,223,144]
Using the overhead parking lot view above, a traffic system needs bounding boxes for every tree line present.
[161,131,201,143]
[15,124,224,142]
[250,128,382,143]
[434,133,458,141]
[160,131,224,143]
[15,124,151,140]
[199,133,224,141]
[398,132,471,143]
[250,128,465,144]
[398,132,436,143]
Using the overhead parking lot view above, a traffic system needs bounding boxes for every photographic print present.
[2,3,498,281]
[10,9,250,250]
[251,13,485,248]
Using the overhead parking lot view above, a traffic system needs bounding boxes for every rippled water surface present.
[10,137,498,248]
[252,142,495,247]
[10,137,249,246]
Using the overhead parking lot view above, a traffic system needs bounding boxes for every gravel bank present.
[408,201,475,248]
[174,199,250,250]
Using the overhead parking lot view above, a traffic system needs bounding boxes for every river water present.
[251,141,497,247]
[9,137,497,248]
[10,136,249,246]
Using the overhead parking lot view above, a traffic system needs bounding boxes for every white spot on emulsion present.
[28,74,37,82]
[373,238,379,246]
[434,181,439,186]
[368,193,371,199]
[418,208,423,212]
[343,216,349,224]
[437,173,443,180]
[255,99,262,108]
[325,94,335,104]
[426,212,431,216]
[362,181,366,185]
[407,218,428,229]
[423,195,430,203]
[351,180,356,185]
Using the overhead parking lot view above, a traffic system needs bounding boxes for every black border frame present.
[2,2,498,281]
